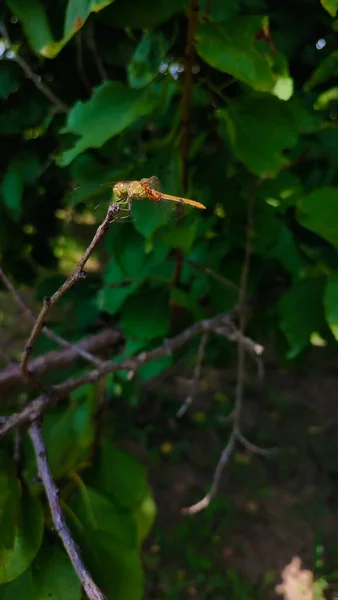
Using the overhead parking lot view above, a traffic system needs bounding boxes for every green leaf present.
[324,275,338,341]
[1,165,24,221]
[68,484,144,600]
[0,543,82,599]
[196,17,277,92]
[134,491,156,543]
[200,0,238,21]
[7,0,118,58]
[159,221,198,252]
[170,287,204,320]
[108,228,148,278]
[278,277,326,357]
[320,0,338,16]
[43,386,96,479]
[297,187,338,247]
[98,259,139,315]
[58,81,158,166]
[101,0,185,29]
[128,32,168,89]
[314,87,338,110]
[219,94,298,177]
[304,51,338,91]
[0,486,44,583]
[64,0,117,41]
[71,485,137,550]
[138,355,172,380]
[120,289,170,341]
[89,441,149,509]
[6,0,54,57]
[0,64,19,99]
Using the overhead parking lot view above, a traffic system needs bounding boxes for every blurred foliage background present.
[1,0,338,598]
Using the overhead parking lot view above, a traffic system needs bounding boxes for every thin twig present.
[181,0,199,191]
[236,431,276,456]
[0,21,69,114]
[86,23,108,81]
[184,258,240,292]
[76,31,92,94]
[182,177,258,515]
[172,0,199,317]
[182,429,237,515]
[177,332,208,418]
[0,328,120,393]
[21,203,120,388]
[29,421,107,600]
[0,312,263,438]
[0,266,105,367]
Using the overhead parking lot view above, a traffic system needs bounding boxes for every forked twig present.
[21,203,120,389]
[182,178,272,515]
[0,267,105,367]
[29,421,107,600]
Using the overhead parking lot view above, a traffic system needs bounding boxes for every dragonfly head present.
[113,181,128,199]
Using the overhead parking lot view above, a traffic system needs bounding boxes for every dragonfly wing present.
[141,176,161,191]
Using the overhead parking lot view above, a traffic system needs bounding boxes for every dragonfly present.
[72,175,206,223]
[112,176,206,215]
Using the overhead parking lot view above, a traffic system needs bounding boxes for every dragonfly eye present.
[113,182,127,199]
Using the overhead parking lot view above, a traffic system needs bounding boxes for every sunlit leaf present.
[196,17,277,91]
[58,81,158,166]
[320,0,338,17]
[7,0,118,58]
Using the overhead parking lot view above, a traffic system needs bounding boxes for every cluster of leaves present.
[1,0,338,597]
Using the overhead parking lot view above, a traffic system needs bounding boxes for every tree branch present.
[0,312,263,438]
[0,328,121,393]
[21,203,120,389]
[29,421,107,600]
[0,266,106,368]
[182,177,264,515]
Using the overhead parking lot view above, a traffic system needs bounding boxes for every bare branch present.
[29,421,107,600]
[0,328,120,393]
[177,332,208,418]
[0,266,107,367]
[182,177,258,515]
[0,312,263,438]
[182,429,236,515]
[21,203,120,389]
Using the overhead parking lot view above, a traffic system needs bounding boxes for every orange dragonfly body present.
[112,176,206,212]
